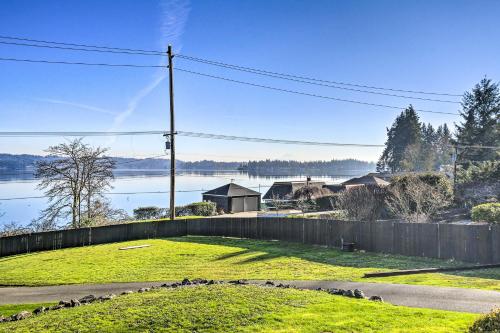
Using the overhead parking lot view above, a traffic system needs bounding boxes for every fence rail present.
[1,218,498,264]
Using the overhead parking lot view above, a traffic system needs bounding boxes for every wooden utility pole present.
[452,145,458,200]
[167,44,176,220]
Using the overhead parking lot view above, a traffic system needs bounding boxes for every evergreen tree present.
[378,105,422,172]
[455,78,500,162]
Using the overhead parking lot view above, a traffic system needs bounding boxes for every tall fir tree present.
[378,105,422,172]
[455,78,500,162]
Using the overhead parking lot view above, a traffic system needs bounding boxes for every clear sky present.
[0,0,499,162]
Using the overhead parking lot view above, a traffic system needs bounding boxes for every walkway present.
[1,280,499,313]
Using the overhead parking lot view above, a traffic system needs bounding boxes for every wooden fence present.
[1,218,499,264]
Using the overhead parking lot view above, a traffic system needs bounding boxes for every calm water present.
[0,171,355,227]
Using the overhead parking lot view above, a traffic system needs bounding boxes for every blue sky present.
[0,0,499,162]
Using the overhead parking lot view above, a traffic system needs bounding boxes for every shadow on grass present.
[170,236,500,281]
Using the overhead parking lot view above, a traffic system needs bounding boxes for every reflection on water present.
[0,170,359,227]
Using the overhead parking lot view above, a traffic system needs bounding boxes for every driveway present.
[1,280,499,314]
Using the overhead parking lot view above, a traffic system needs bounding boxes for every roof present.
[341,175,390,186]
[263,181,326,200]
[203,183,261,197]
[322,184,345,193]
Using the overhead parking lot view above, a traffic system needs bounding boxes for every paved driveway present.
[1,280,499,313]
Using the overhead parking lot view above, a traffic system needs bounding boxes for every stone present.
[59,300,72,308]
[50,305,64,311]
[181,278,191,285]
[121,290,134,295]
[192,278,208,284]
[229,279,247,285]
[265,281,275,286]
[138,288,150,293]
[99,294,116,301]
[354,289,365,299]
[160,283,170,288]
[170,283,180,288]
[0,316,5,322]
[207,280,215,285]
[369,295,384,302]
[70,299,81,307]
[11,311,31,321]
[343,290,356,297]
[33,306,47,315]
[79,295,97,304]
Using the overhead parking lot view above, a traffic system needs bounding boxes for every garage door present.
[231,197,244,212]
[244,197,259,211]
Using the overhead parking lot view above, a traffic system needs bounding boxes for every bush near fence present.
[1,218,499,264]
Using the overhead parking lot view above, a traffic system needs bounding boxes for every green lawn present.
[0,284,477,333]
[0,236,499,290]
[0,303,54,317]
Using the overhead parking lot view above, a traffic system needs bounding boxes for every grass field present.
[1,236,499,290]
[0,303,54,317]
[0,284,477,333]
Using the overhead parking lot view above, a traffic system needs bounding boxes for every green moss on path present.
[0,285,477,333]
[0,236,498,291]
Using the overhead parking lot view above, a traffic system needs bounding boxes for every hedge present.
[471,203,500,223]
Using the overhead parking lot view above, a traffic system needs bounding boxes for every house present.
[262,180,326,201]
[341,175,390,188]
[202,183,261,213]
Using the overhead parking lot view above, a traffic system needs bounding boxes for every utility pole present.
[167,44,176,220]
[452,146,458,200]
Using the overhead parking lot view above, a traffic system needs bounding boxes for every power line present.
[0,34,463,97]
[0,130,498,149]
[0,57,167,68]
[0,35,165,55]
[174,67,459,115]
[176,55,460,104]
[0,40,165,56]
[176,54,463,97]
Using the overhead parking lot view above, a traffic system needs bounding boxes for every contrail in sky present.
[107,0,190,143]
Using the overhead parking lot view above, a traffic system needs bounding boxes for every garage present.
[202,183,261,213]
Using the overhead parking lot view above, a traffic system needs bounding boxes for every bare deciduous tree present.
[385,176,451,223]
[269,193,288,216]
[337,185,387,222]
[0,221,32,237]
[32,139,116,230]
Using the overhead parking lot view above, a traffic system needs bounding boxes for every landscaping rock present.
[11,311,31,321]
[138,288,150,293]
[70,299,81,307]
[170,283,180,288]
[229,279,248,285]
[50,305,64,311]
[98,294,116,301]
[0,316,5,322]
[79,295,97,304]
[192,278,208,284]
[343,290,356,297]
[160,283,170,288]
[369,295,384,302]
[354,289,365,299]
[33,306,47,315]
[121,290,134,295]
[59,300,72,308]
[207,280,215,285]
[265,281,275,286]
[181,278,191,285]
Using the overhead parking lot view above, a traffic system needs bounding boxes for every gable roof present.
[203,183,261,197]
[263,181,326,200]
[341,175,390,186]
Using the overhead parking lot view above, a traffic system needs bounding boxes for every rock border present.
[0,279,383,323]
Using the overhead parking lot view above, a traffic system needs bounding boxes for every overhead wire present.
[0,34,463,97]
[174,67,459,115]
[0,130,498,149]
[175,55,460,103]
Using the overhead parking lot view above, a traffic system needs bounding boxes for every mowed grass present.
[0,236,499,290]
[0,303,54,317]
[0,285,478,333]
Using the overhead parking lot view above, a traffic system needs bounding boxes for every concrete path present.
[1,280,499,314]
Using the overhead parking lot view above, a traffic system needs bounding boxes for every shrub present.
[337,185,387,222]
[133,206,166,220]
[471,203,500,223]
[469,308,500,332]
[183,202,217,216]
[386,174,452,223]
